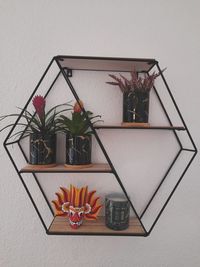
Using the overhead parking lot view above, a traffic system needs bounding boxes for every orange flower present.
[73,100,84,113]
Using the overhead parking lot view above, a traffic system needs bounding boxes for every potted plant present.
[57,100,101,167]
[0,95,71,167]
[106,68,165,125]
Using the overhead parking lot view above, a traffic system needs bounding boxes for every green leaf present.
[45,102,72,118]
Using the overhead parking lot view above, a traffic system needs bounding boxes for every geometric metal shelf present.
[3,55,197,237]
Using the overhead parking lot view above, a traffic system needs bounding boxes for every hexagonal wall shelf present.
[3,56,197,236]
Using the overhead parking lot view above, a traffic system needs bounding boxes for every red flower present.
[32,95,45,120]
[73,100,84,113]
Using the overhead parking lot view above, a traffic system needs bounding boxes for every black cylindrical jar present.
[65,134,92,165]
[29,133,56,165]
[134,90,149,123]
[105,193,130,230]
[123,91,134,122]
[123,91,149,123]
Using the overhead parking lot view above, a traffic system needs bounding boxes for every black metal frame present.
[3,56,197,237]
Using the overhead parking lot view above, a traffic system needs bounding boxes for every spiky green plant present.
[57,100,102,136]
[0,95,72,139]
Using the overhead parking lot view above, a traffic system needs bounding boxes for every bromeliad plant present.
[0,95,72,165]
[106,68,166,124]
[57,100,102,166]
[57,100,101,137]
[0,95,72,137]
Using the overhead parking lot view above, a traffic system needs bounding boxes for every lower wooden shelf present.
[48,216,146,236]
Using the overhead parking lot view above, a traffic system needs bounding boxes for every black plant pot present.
[123,91,134,123]
[66,134,92,165]
[123,91,150,123]
[29,133,56,165]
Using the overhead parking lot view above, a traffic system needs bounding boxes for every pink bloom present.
[32,95,45,120]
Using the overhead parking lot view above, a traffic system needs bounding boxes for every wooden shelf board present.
[56,55,156,72]
[48,216,146,236]
[20,163,112,173]
[94,125,185,131]
[121,122,150,127]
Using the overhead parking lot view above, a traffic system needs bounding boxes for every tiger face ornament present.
[52,185,102,229]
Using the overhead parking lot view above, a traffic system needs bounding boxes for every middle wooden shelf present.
[94,125,185,131]
[20,163,112,173]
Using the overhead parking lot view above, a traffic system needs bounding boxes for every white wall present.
[0,1,200,266]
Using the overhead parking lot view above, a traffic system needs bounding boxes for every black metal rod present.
[46,231,147,237]
[147,62,158,73]
[182,148,196,152]
[4,143,48,232]
[147,150,197,235]
[140,148,182,219]
[156,63,197,152]
[151,82,182,149]
[55,59,147,235]
[56,54,157,63]
[17,142,54,215]
[16,70,62,216]
[95,126,185,131]
[4,58,55,145]
[4,140,20,146]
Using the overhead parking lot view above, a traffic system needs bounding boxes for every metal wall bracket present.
[64,68,72,77]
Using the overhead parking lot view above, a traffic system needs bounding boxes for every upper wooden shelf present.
[55,55,157,72]
[94,125,185,131]
[48,216,146,236]
[20,163,112,174]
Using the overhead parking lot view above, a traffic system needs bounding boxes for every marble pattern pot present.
[123,91,149,123]
[29,133,56,165]
[65,134,92,165]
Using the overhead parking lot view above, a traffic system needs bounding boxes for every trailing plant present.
[0,95,72,139]
[106,68,166,93]
[57,100,102,136]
